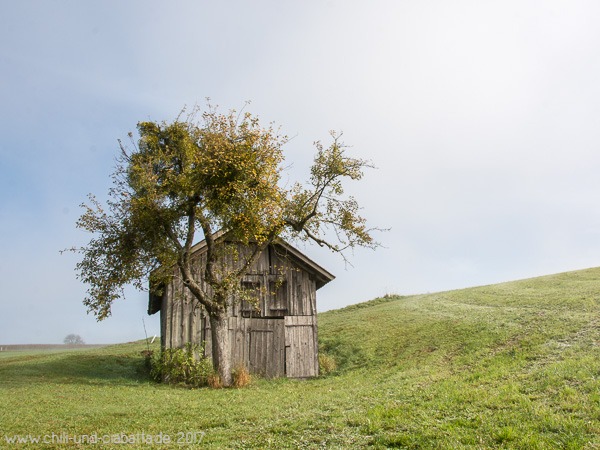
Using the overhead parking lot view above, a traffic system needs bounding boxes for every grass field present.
[1,268,600,448]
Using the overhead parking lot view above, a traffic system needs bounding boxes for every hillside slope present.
[1,268,599,448]
[320,267,600,372]
[317,267,600,447]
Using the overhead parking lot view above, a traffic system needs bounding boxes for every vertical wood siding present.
[162,275,205,351]
[161,243,321,378]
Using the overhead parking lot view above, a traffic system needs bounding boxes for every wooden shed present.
[148,236,334,378]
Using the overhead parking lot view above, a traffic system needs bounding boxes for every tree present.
[72,105,379,386]
[64,334,85,345]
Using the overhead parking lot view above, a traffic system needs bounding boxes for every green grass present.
[2,268,600,448]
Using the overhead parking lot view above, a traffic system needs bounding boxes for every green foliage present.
[70,104,378,322]
[317,352,337,375]
[283,132,379,255]
[130,109,286,246]
[150,343,214,388]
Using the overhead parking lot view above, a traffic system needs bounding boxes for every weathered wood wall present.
[160,277,204,350]
[160,242,320,378]
[203,317,286,378]
[232,245,318,319]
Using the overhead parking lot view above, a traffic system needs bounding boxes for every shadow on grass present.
[0,352,152,386]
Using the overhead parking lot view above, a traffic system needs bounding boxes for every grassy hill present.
[1,268,599,448]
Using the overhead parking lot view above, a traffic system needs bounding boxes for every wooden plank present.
[160,284,168,349]
[171,282,180,348]
[285,315,314,327]
[180,291,187,347]
[186,298,193,344]
[183,294,191,344]
[309,279,316,315]
[299,274,307,315]
[204,315,212,359]
[165,281,172,348]
[241,318,249,369]
[263,325,270,376]
[245,318,285,378]
[272,321,280,376]
[196,305,204,344]
[292,278,300,316]
[284,320,318,378]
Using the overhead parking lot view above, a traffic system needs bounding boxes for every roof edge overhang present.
[271,238,335,289]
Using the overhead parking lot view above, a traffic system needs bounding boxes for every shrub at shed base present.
[150,343,215,388]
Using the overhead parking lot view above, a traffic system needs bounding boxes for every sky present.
[2,0,600,344]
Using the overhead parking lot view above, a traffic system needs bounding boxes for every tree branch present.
[233,227,280,280]
[197,210,217,286]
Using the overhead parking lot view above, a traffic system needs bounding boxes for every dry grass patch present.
[232,365,252,388]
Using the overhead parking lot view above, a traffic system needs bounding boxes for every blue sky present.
[2,0,600,344]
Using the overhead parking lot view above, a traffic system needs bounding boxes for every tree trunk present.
[209,313,232,387]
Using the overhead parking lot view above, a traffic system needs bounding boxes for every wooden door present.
[248,319,284,378]
[284,316,318,378]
